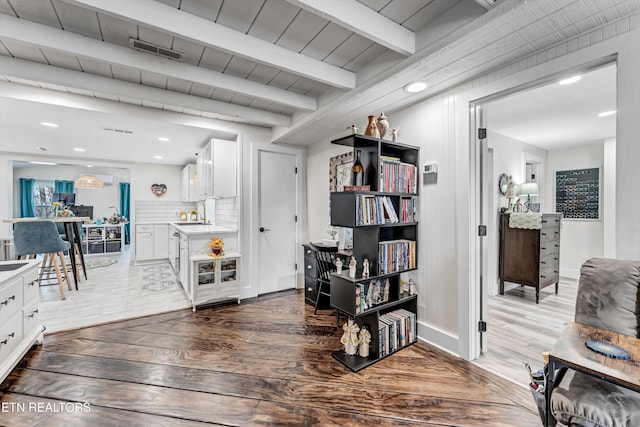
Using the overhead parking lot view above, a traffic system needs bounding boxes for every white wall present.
[307,12,640,360]
[130,163,182,203]
[544,142,605,278]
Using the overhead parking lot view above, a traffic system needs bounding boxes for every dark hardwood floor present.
[1,291,541,426]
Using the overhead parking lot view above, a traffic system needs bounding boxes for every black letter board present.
[555,167,599,219]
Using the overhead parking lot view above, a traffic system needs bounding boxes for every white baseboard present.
[417,321,460,358]
[560,268,580,280]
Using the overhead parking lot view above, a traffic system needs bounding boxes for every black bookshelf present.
[329,134,419,372]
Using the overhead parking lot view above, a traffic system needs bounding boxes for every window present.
[33,180,54,218]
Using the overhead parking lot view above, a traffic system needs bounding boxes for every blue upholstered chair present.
[13,221,73,300]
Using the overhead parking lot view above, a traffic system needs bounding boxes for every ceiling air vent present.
[129,38,183,61]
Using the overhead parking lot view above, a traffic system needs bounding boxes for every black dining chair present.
[308,243,345,326]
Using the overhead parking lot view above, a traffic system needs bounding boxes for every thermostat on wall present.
[423,162,438,174]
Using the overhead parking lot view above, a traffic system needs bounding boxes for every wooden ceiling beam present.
[0,14,316,112]
[283,0,415,55]
[61,0,356,89]
[0,56,291,127]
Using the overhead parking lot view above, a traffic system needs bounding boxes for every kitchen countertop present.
[171,223,237,235]
[0,259,40,283]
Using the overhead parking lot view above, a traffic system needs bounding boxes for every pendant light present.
[75,175,105,189]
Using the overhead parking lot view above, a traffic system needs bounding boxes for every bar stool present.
[13,221,73,300]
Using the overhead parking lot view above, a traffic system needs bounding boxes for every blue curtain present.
[119,182,130,244]
[54,180,75,194]
[19,178,35,218]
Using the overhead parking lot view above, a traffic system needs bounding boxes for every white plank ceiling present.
[0,0,637,165]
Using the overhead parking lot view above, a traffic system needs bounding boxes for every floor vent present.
[129,38,183,61]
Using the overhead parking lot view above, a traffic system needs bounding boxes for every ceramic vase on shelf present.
[376,112,389,139]
[364,115,380,138]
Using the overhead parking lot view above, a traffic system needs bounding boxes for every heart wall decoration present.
[151,183,167,197]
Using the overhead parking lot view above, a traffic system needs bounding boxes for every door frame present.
[246,141,306,300]
[465,57,618,360]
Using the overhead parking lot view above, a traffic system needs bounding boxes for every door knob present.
[259,227,271,232]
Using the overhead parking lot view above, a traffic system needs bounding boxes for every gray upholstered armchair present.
[549,258,640,427]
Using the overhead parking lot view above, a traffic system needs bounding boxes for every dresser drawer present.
[304,258,317,278]
[540,240,560,258]
[539,253,559,270]
[540,227,560,243]
[23,269,39,305]
[539,265,559,284]
[0,278,24,325]
[23,299,39,337]
[0,312,23,362]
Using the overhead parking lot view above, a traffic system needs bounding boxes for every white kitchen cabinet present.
[187,253,241,311]
[181,164,199,202]
[196,138,236,199]
[135,224,169,261]
[0,260,42,383]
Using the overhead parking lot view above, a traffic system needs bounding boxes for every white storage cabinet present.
[187,253,241,311]
[136,224,169,261]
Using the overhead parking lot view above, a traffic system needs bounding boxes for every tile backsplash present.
[135,198,238,227]
[135,200,196,222]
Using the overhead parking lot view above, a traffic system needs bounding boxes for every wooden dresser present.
[499,213,562,303]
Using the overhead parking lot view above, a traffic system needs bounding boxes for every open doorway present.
[473,62,617,385]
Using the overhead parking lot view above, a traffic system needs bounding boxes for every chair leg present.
[46,254,55,282]
[58,251,72,291]
[314,282,325,315]
[38,253,49,286]
[50,252,66,300]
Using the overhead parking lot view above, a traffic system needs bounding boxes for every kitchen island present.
[169,223,239,310]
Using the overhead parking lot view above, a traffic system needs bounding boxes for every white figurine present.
[340,319,360,356]
[383,278,390,302]
[391,127,399,142]
[409,279,416,296]
[335,257,343,274]
[348,256,357,279]
[358,326,371,358]
[362,258,370,278]
[400,280,409,295]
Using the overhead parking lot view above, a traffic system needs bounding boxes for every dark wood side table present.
[545,322,640,426]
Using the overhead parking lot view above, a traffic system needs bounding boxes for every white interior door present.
[258,150,297,295]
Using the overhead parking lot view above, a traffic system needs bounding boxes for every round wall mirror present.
[498,173,509,196]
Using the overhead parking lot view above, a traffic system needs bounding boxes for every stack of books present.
[355,195,398,225]
[379,155,418,193]
[378,239,416,275]
[378,309,417,357]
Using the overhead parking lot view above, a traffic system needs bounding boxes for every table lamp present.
[518,182,539,212]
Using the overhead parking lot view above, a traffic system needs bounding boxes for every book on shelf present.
[356,195,407,226]
[379,159,418,193]
[343,185,370,192]
[378,239,417,275]
[378,309,417,355]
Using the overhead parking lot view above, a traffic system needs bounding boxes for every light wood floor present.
[1,291,541,426]
[473,279,577,386]
[38,247,190,333]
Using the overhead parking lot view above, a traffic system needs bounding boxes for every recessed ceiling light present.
[154,155,163,159]
[598,110,616,117]
[30,161,57,165]
[87,165,93,168]
[74,147,85,152]
[558,75,581,85]
[158,137,170,142]
[40,122,58,127]
[404,81,430,93]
